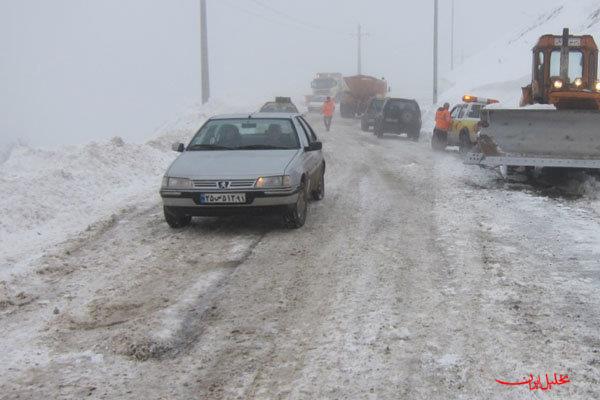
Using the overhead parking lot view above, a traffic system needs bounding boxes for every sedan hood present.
[167,149,300,179]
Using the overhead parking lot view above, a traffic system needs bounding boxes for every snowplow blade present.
[465,108,600,169]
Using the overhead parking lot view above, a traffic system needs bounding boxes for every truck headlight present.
[255,175,291,188]
[553,79,564,89]
[165,177,191,188]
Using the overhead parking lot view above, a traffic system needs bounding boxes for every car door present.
[465,104,482,142]
[449,105,465,145]
[296,117,323,190]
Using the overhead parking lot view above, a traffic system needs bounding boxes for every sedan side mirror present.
[171,142,185,152]
[305,141,323,152]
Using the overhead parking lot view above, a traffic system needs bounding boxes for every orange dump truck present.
[340,75,388,118]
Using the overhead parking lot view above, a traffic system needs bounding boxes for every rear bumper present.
[378,121,421,134]
[160,190,299,216]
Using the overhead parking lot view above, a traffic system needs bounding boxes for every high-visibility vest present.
[435,109,452,131]
[322,101,335,117]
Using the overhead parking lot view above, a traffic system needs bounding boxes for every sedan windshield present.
[188,119,300,150]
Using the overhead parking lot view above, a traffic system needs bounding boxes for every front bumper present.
[160,189,299,216]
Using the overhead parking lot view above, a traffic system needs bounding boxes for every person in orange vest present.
[322,97,335,132]
[432,102,452,151]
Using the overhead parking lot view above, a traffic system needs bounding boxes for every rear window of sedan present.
[260,102,299,113]
[188,119,300,150]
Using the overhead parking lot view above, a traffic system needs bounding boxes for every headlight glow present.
[574,78,583,87]
[595,81,600,92]
[553,79,564,89]
[255,175,291,188]
[167,177,191,188]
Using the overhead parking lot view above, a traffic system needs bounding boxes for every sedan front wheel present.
[164,207,191,229]
[312,169,325,201]
[284,182,308,229]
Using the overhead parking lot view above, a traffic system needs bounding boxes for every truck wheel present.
[284,181,308,229]
[164,207,191,229]
[361,119,369,132]
[459,130,473,153]
[340,103,349,118]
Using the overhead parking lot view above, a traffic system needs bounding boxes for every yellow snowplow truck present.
[465,28,600,175]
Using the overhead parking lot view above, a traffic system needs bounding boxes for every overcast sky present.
[1,0,563,146]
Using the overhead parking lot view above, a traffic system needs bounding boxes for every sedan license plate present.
[200,193,246,204]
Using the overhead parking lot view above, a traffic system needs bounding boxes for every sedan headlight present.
[164,177,191,189]
[255,175,291,189]
[553,79,564,89]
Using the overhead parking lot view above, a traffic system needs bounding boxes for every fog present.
[1,0,562,147]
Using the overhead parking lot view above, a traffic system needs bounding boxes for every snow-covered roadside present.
[0,100,237,278]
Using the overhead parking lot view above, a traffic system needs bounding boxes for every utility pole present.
[200,0,210,104]
[451,0,455,70]
[433,0,438,104]
[357,24,362,75]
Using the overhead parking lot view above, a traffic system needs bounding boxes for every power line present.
[247,0,348,36]
[219,0,344,36]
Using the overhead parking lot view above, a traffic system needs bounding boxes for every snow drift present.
[0,100,236,276]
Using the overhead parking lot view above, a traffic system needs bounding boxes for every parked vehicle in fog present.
[259,97,299,113]
[373,98,422,141]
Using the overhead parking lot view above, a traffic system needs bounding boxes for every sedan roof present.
[209,112,301,120]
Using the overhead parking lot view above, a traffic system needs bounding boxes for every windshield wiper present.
[187,144,232,151]
[237,144,292,150]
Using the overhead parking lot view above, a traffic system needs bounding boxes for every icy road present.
[1,115,600,399]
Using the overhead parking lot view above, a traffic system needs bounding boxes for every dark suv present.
[373,98,422,141]
[361,97,385,131]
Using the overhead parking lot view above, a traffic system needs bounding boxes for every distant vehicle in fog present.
[259,97,299,113]
[306,95,329,113]
[161,113,325,229]
[310,72,344,100]
[340,75,389,118]
[373,98,422,141]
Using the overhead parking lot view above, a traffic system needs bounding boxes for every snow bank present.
[0,100,237,277]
